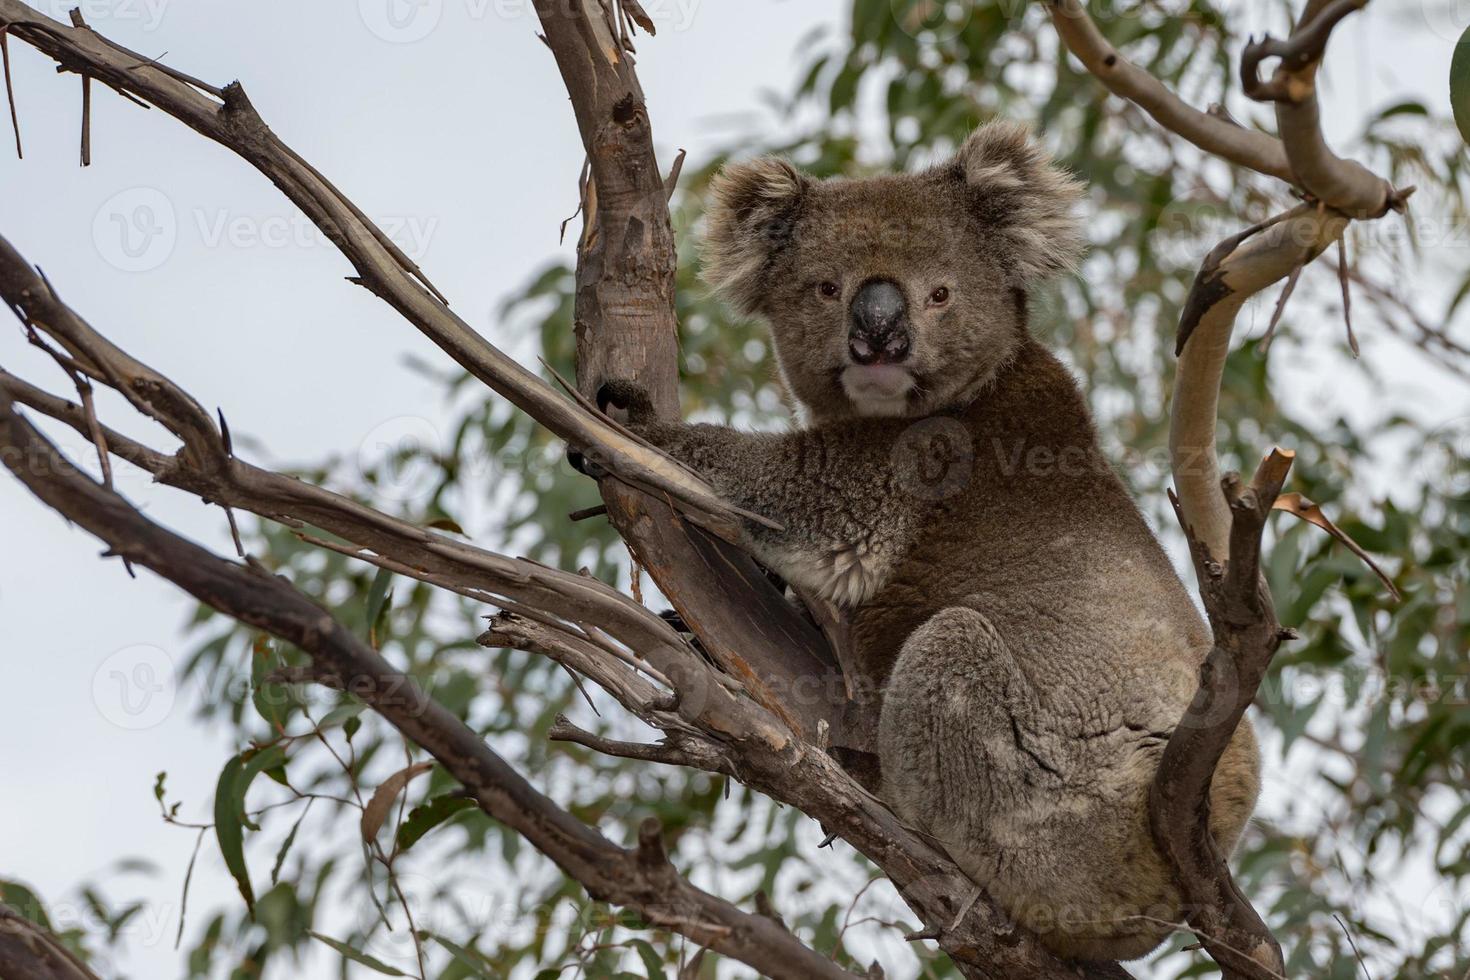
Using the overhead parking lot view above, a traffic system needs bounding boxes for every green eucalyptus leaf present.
[271,804,311,886]
[366,566,395,649]
[630,939,667,980]
[307,930,409,976]
[396,794,477,853]
[0,880,51,929]
[212,754,254,912]
[1453,24,1470,144]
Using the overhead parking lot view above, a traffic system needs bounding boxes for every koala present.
[594,121,1260,962]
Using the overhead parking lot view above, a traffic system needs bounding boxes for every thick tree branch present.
[530,0,846,747]
[1169,204,1347,559]
[0,0,754,541]
[1154,452,1296,980]
[0,232,798,756]
[0,392,864,980]
[1053,3,1405,977]
[0,907,100,980]
[1045,0,1293,182]
[1241,0,1397,216]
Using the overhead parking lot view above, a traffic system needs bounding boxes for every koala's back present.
[860,340,1259,960]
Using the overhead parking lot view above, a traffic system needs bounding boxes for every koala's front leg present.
[589,381,924,608]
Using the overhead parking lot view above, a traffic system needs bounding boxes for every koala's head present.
[701,121,1084,420]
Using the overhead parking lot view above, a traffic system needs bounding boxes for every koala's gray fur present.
[605,121,1259,962]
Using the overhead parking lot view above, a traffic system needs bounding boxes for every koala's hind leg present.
[878,607,1058,933]
[878,604,1051,858]
[877,605,1175,960]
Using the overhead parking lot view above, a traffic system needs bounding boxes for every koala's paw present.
[568,381,656,479]
[596,380,657,425]
[565,446,608,480]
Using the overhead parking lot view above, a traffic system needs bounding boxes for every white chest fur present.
[763,538,893,608]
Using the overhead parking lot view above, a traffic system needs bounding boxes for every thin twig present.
[1335,237,1358,356]
[78,71,89,165]
[1258,259,1305,354]
[0,27,20,158]
[1333,913,1372,979]
[561,155,590,244]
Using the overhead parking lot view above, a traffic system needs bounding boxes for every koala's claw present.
[596,379,655,423]
[566,447,608,480]
[570,381,655,480]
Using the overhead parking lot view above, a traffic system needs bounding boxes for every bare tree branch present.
[0,907,100,980]
[1045,0,1293,181]
[548,714,732,774]
[1241,0,1399,216]
[480,611,682,726]
[0,390,866,980]
[0,0,754,541]
[0,25,22,158]
[1047,2,1368,567]
[1052,0,1403,561]
[529,0,848,748]
[1050,3,1407,977]
[1156,450,1297,980]
[1170,203,1347,559]
[0,231,806,761]
[0,358,793,758]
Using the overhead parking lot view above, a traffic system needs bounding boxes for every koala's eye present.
[817,281,840,299]
[928,286,951,306]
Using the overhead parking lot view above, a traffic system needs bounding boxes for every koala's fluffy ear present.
[954,121,1086,285]
[700,157,808,315]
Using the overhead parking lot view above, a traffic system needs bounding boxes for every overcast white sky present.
[0,1,1466,978]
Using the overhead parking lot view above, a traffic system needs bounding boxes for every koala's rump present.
[874,594,1249,961]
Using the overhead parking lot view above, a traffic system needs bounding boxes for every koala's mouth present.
[840,364,916,416]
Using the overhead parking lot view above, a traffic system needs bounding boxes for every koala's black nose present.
[848,280,910,365]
